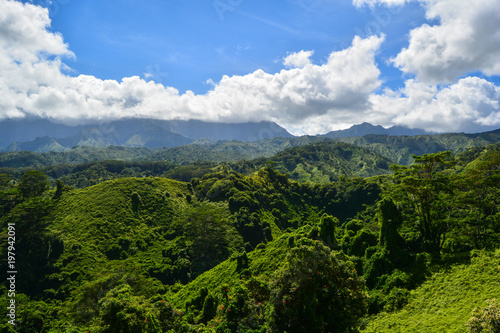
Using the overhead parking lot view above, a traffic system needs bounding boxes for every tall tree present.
[389,152,455,252]
[455,151,500,249]
[18,170,50,200]
[270,240,367,333]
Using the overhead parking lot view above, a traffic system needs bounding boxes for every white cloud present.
[0,0,72,62]
[1,0,500,136]
[0,0,386,133]
[370,77,500,133]
[354,0,500,84]
[394,0,500,83]
[283,50,314,68]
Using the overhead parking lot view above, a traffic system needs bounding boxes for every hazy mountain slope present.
[0,117,89,149]
[0,118,294,152]
[0,146,155,169]
[2,119,194,152]
[3,136,69,153]
[2,128,500,177]
[323,122,430,138]
[165,119,294,141]
[0,136,333,169]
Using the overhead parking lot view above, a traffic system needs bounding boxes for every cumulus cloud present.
[2,0,500,136]
[283,50,314,68]
[370,77,500,133]
[0,0,385,132]
[0,0,72,62]
[394,0,500,84]
[355,0,500,84]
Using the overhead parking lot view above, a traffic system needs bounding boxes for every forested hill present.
[0,136,332,169]
[1,145,499,332]
[229,141,393,183]
[336,128,500,165]
[0,141,393,188]
[2,128,500,171]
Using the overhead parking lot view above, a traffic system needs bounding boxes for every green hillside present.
[229,141,393,183]
[337,129,500,165]
[0,166,381,331]
[2,129,500,172]
[0,141,392,189]
[0,143,499,332]
[361,250,500,333]
[0,136,331,169]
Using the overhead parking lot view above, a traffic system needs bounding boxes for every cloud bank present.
[1,0,500,135]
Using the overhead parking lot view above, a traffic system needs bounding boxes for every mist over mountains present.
[0,118,293,152]
[1,117,436,153]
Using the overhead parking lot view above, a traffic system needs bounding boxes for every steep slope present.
[47,177,245,292]
[362,251,500,333]
[59,119,194,149]
[3,136,69,153]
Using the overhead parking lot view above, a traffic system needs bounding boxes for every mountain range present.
[2,118,500,174]
[0,118,294,152]
[0,118,434,153]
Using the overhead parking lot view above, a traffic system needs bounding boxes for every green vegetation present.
[362,251,500,333]
[0,135,499,332]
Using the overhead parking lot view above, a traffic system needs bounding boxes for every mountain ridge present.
[0,118,437,153]
[0,118,294,152]
[322,122,432,138]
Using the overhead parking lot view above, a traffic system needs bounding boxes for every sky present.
[1,0,500,135]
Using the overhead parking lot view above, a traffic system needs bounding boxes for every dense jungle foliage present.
[0,141,500,332]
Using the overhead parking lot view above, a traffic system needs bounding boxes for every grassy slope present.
[362,251,500,333]
[48,177,192,296]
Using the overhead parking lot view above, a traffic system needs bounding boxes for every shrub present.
[466,299,500,333]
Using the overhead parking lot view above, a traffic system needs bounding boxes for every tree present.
[7,197,58,296]
[270,240,367,333]
[378,198,408,266]
[18,170,50,200]
[319,213,337,247]
[389,152,455,252]
[0,174,19,214]
[98,284,159,333]
[454,153,500,249]
[53,179,64,200]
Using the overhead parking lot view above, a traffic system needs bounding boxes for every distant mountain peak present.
[322,123,430,138]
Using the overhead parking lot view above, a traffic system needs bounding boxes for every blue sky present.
[45,0,428,94]
[2,0,500,135]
